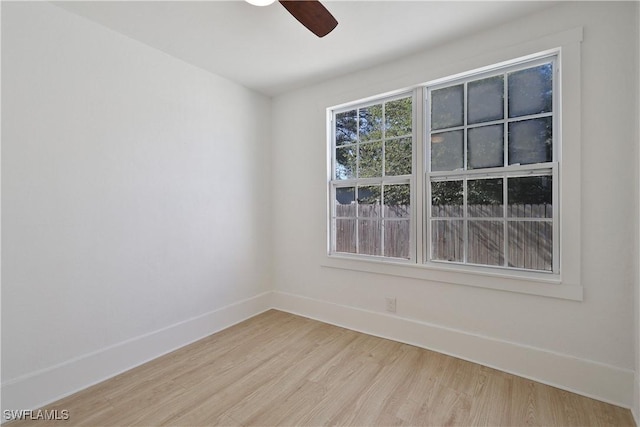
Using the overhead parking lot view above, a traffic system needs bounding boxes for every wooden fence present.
[336,204,552,270]
[336,204,410,258]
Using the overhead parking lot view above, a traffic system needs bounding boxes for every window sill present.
[322,254,583,301]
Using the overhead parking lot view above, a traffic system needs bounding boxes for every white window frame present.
[325,28,583,301]
[329,92,416,262]
[424,55,560,275]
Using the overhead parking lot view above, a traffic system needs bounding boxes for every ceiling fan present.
[246,0,338,38]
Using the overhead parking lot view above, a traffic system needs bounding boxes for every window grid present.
[425,55,557,273]
[329,52,559,275]
[429,171,554,270]
[331,93,413,260]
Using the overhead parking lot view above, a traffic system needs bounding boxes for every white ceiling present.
[54,1,560,96]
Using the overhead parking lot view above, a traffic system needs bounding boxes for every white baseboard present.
[1,291,273,416]
[272,290,634,409]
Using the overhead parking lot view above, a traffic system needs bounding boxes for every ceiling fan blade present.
[279,0,338,38]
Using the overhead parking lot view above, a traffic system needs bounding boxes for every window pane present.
[335,146,356,180]
[431,130,463,171]
[358,219,382,256]
[335,219,356,253]
[508,221,552,271]
[468,221,504,266]
[358,186,381,218]
[431,85,464,130]
[431,220,463,262]
[385,97,412,138]
[384,184,410,218]
[508,176,552,218]
[359,141,383,178]
[467,124,504,169]
[385,138,412,176]
[468,178,503,217]
[335,110,357,146]
[335,187,355,217]
[508,63,553,118]
[431,180,463,217]
[508,117,552,165]
[468,75,504,124]
[359,104,383,142]
[384,220,410,259]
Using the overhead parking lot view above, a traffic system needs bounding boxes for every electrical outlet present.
[385,297,396,313]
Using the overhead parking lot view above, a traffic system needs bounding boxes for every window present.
[330,95,413,259]
[329,53,559,276]
[427,57,558,273]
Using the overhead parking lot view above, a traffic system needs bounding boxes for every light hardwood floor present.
[9,310,635,426]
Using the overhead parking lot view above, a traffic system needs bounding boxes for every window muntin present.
[331,95,413,260]
[427,56,557,273]
[329,53,558,276]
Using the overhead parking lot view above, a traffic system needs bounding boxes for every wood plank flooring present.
[8,310,635,426]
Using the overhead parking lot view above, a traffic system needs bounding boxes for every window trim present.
[325,27,583,301]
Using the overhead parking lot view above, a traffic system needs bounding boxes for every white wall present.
[271,1,639,407]
[1,2,272,411]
